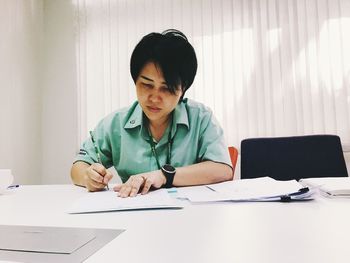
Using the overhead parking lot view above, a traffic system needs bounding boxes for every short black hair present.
[130,29,197,99]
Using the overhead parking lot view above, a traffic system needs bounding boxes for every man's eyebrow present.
[140,75,167,85]
[140,75,154,82]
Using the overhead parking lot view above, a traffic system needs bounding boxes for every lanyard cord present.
[148,117,173,169]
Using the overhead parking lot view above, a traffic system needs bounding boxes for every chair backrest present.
[240,135,348,181]
[228,146,239,177]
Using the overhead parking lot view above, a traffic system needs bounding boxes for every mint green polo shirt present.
[75,98,231,183]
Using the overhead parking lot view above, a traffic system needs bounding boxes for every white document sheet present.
[176,185,231,202]
[178,177,306,202]
[299,177,350,197]
[68,189,183,214]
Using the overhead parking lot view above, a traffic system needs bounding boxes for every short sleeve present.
[74,119,113,168]
[197,110,232,167]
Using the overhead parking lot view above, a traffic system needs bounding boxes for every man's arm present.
[114,161,233,197]
[173,161,233,186]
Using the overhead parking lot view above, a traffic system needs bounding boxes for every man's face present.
[136,62,182,125]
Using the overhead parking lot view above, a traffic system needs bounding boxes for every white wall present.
[0,0,43,184]
[41,0,78,184]
[0,0,78,184]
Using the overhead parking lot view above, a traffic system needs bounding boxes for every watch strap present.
[162,165,176,188]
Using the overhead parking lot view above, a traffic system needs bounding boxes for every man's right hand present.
[85,163,113,191]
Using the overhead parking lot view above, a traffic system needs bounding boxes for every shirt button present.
[130,120,135,124]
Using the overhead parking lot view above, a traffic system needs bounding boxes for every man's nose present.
[149,89,161,102]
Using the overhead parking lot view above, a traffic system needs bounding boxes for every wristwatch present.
[161,164,176,188]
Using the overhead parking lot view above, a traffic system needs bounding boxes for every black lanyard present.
[148,118,173,169]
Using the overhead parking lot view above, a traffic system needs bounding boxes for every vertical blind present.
[74,0,350,149]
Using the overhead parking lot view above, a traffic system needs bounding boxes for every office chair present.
[240,135,348,181]
[228,146,239,177]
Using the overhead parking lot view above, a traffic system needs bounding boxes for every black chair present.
[240,135,348,181]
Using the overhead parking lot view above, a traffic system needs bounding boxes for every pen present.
[280,187,310,202]
[89,131,109,190]
[7,184,20,189]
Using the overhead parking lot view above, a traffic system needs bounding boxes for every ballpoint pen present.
[7,184,20,189]
[89,131,109,190]
[280,187,310,202]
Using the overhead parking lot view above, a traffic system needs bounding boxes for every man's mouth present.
[147,106,161,113]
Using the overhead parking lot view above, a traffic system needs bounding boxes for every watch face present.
[162,164,176,173]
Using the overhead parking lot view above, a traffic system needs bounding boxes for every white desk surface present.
[1,185,350,263]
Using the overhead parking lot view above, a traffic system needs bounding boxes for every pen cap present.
[0,169,13,194]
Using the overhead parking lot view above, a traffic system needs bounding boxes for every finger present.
[113,184,122,192]
[103,171,113,184]
[119,185,132,198]
[91,163,107,176]
[86,180,105,192]
[87,166,105,184]
[116,176,143,197]
[141,178,152,195]
[87,177,106,189]
[116,185,125,196]
[84,172,104,191]
[89,171,105,184]
[115,177,133,196]
[129,184,140,197]
[129,176,145,197]
[91,179,105,189]
[139,176,146,186]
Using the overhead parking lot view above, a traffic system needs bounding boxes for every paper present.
[68,189,183,214]
[0,225,96,254]
[176,185,229,202]
[300,177,350,197]
[209,177,303,199]
[177,177,311,202]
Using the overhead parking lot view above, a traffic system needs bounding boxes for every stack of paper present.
[68,177,315,214]
[299,177,350,197]
[176,177,314,202]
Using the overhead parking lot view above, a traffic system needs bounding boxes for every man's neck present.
[148,116,171,142]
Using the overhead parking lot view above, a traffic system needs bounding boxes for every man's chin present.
[144,112,161,121]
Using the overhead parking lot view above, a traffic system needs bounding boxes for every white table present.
[1,185,350,263]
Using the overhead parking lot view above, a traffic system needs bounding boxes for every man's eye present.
[142,83,153,88]
[160,86,171,93]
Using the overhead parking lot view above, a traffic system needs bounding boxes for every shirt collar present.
[173,100,189,130]
[124,103,143,129]
[124,100,189,139]
[124,103,150,140]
